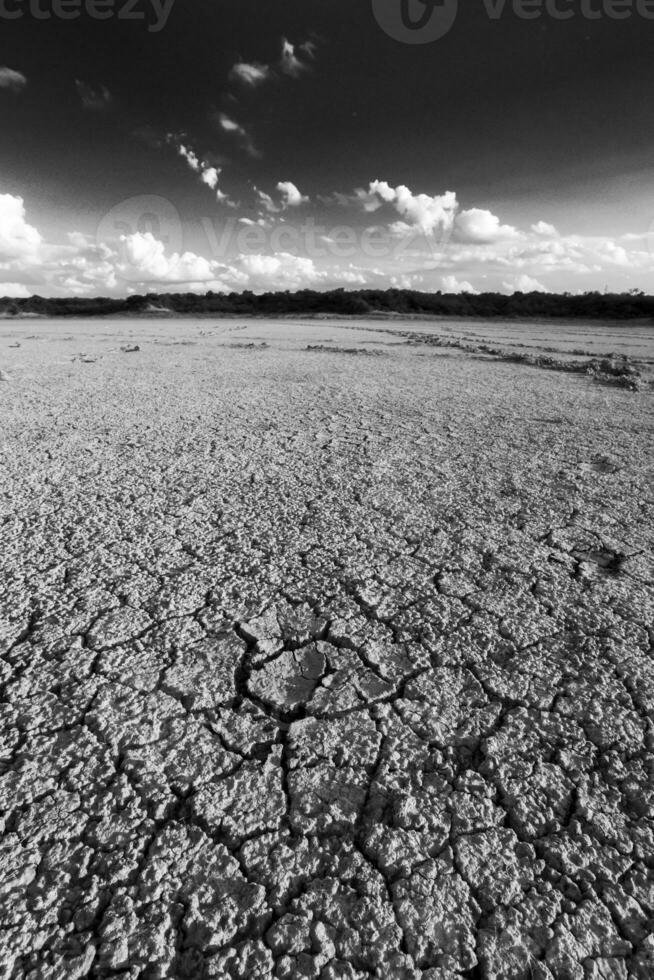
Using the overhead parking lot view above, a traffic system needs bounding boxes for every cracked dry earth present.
[1,317,653,980]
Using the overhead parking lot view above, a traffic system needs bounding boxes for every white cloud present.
[340,266,368,285]
[218,113,246,136]
[41,237,119,295]
[2,185,653,299]
[0,282,31,298]
[531,221,558,236]
[598,241,631,267]
[92,232,327,294]
[0,193,328,294]
[201,167,220,191]
[254,181,308,218]
[390,273,425,289]
[173,140,231,204]
[237,251,322,287]
[0,67,27,93]
[277,181,309,208]
[360,181,458,237]
[178,143,201,172]
[230,61,271,86]
[502,275,548,293]
[120,232,216,284]
[441,275,478,294]
[281,39,303,77]
[256,189,280,214]
[75,80,113,111]
[454,208,520,244]
[239,216,273,230]
[0,194,42,263]
[217,113,258,157]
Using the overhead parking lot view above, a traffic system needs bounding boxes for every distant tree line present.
[2,288,654,320]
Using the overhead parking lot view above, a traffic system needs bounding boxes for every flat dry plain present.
[0,316,653,979]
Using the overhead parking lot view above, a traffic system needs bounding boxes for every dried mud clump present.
[306,345,384,356]
[401,331,650,390]
[586,355,643,390]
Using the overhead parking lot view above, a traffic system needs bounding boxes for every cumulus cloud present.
[277,181,309,208]
[441,275,478,294]
[200,167,221,191]
[237,251,321,288]
[340,265,368,285]
[0,67,27,93]
[532,221,558,237]
[598,241,631,267]
[254,181,308,216]
[114,235,329,293]
[120,232,216,283]
[454,208,520,244]
[502,274,548,293]
[3,186,653,299]
[0,194,42,263]
[359,181,458,237]
[55,228,326,294]
[0,282,31,298]
[230,61,271,87]
[46,235,119,294]
[389,272,425,289]
[0,191,333,295]
[75,80,113,111]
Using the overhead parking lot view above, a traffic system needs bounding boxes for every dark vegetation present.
[2,288,654,319]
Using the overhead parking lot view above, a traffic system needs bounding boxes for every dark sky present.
[1,0,653,296]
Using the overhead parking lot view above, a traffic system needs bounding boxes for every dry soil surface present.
[1,318,653,979]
